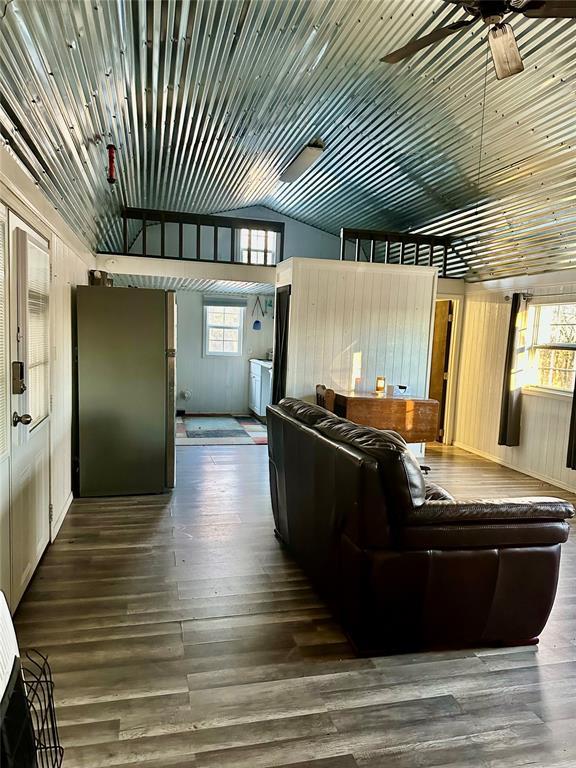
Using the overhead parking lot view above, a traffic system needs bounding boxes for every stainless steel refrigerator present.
[75,286,176,496]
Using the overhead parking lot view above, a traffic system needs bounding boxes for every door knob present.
[12,412,32,427]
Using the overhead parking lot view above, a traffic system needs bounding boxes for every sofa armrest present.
[406,497,575,526]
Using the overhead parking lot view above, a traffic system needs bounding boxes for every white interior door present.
[9,216,50,608]
[0,205,10,607]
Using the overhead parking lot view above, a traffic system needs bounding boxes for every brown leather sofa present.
[267,398,575,653]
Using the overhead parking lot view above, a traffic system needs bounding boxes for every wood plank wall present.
[280,259,437,402]
[454,284,576,493]
[50,236,90,536]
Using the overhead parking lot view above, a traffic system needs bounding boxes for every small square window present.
[239,229,277,265]
[204,304,244,356]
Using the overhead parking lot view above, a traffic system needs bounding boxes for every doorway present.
[429,299,454,443]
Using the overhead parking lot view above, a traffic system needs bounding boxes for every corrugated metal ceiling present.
[111,273,274,293]
[0,0,574,280]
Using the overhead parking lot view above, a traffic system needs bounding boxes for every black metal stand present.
[21,651,63,768]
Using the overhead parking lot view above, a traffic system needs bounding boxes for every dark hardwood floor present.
[14,445,576,768]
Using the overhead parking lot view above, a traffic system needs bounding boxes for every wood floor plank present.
[13,444,576,768]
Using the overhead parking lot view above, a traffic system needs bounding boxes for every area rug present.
[176,415,268,446]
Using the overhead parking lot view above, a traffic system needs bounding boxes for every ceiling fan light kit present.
[488,23,524,79]
[381,0,575,79]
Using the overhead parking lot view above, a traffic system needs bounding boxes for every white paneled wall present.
[454,277,576,493]
[50,236,89,535]
[278,259,437,401]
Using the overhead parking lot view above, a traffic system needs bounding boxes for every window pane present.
[209,327,224,341]
[27,239,49,425]
[207,309,224,325]
[223,328,238,342]
[537,304,576,345]
[535,348,576,391]
[208,338,223,353]
[222,307,241,327]
[223,341,237,353]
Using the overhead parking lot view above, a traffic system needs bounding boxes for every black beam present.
[341,227,452,247]
[123,214,128,254]
[123,206,284,234]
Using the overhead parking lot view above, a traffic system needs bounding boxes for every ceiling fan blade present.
[381,17,478,63]
[521,1,576,17]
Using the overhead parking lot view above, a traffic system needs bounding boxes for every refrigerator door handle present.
[165,291,176,489]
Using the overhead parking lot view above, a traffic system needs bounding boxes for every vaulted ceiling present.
[1,0,574,280]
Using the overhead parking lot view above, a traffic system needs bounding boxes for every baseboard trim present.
[51,491,73,541]
[453,441,576,495]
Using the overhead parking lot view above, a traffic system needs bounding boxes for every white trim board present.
[51,491,73,541]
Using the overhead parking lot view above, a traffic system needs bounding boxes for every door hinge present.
[443,372,449,381]
[49,503,54,524]
[438,428,445,438]
[448,314,453,322]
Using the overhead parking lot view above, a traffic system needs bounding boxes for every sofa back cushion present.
[278,397,333,427]
[315,419,426,515]
[267,403,389,601]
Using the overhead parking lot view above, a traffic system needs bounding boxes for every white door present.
[9,215,50,608]
[0,205,10,606]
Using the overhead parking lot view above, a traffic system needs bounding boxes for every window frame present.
[238,228,277,266]
[203,304,245,358]
[526,302,576,395]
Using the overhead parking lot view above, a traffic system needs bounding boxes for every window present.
[239,229,277,265]
[27,246,50,424]
[527,303,576,392]
[203,305,244,356]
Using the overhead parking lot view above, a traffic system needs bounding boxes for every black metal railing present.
[99,207,284,265]
[340,228,452,276]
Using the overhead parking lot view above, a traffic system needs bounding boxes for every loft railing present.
[340,228,452,277]
[99,207,284,265]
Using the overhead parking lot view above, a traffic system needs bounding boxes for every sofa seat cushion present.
[400,521,570,549]
[406,497,575,526]
[315,419,426,511]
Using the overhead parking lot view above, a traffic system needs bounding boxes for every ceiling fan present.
[381,1,576,79]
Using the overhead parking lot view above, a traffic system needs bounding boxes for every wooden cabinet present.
[333,391,439,443]
[249,360,272,417]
